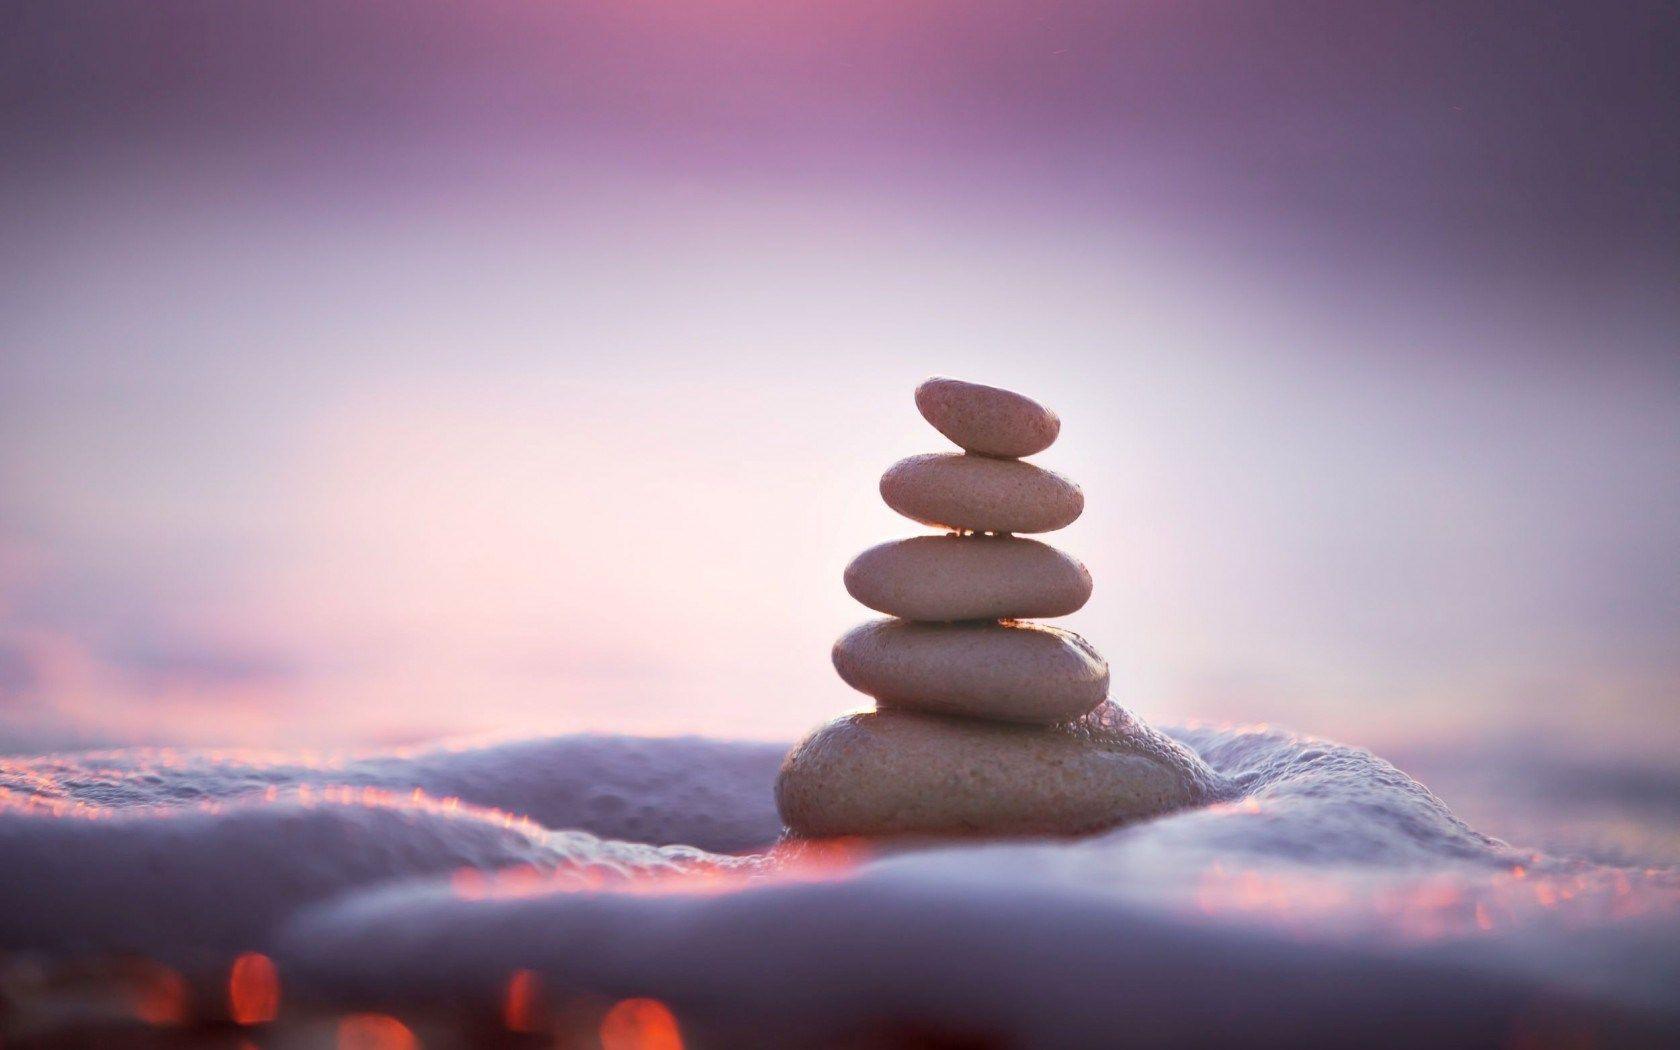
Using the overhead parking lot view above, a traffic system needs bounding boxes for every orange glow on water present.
[503,968,544,1032]
[452,866,489,898]
[769,835,872,872]
[129,962,190,1026]
[228,951,281,1025]
[446,835,865,906]
[336,1013,419,1050]
[599,998,683,1050]
[1191,859,1680,942]
[1474,903,1493,930]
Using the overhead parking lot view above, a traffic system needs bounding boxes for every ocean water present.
[2,725,1676,1047]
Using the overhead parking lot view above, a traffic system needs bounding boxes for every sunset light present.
[2,2,1674,1047]
[600,998,684,1050]
[228,951,282,1026]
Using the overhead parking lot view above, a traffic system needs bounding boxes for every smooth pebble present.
[775,703,1217,838]
[843,535,1092,621]
[833,618,1108,724]
[880,453,1083,534]
[915,376,1061,459]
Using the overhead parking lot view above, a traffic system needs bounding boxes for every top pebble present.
[915,376,1060,459]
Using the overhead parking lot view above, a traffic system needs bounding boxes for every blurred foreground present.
[3,725,1677,1047]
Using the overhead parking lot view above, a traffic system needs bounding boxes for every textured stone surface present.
[843,535,1092,621]
[775,703,1218,838]
[833,618,1108,723]
[914,376,1061,459]
[880,452,1083,534]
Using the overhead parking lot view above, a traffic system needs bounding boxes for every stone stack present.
[776,377,1215,838]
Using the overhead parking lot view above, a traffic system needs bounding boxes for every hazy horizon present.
[3,2,1676,762]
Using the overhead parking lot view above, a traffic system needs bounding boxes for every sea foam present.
[3,726,1676,1045]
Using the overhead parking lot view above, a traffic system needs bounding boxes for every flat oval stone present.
[880,453,1083,534]
[843,535,1092,621]
[775,703,1218,838]
[915,376,1061,459]
[833,618,1108,723]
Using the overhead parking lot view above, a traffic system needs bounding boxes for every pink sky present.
[1,2,1675,759]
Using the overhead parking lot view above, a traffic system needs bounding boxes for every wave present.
[2,726,1676,1045]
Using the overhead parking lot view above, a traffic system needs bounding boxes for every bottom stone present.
[774,703,1220,838]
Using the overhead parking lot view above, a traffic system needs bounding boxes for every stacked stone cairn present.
[776,377,1214,838]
